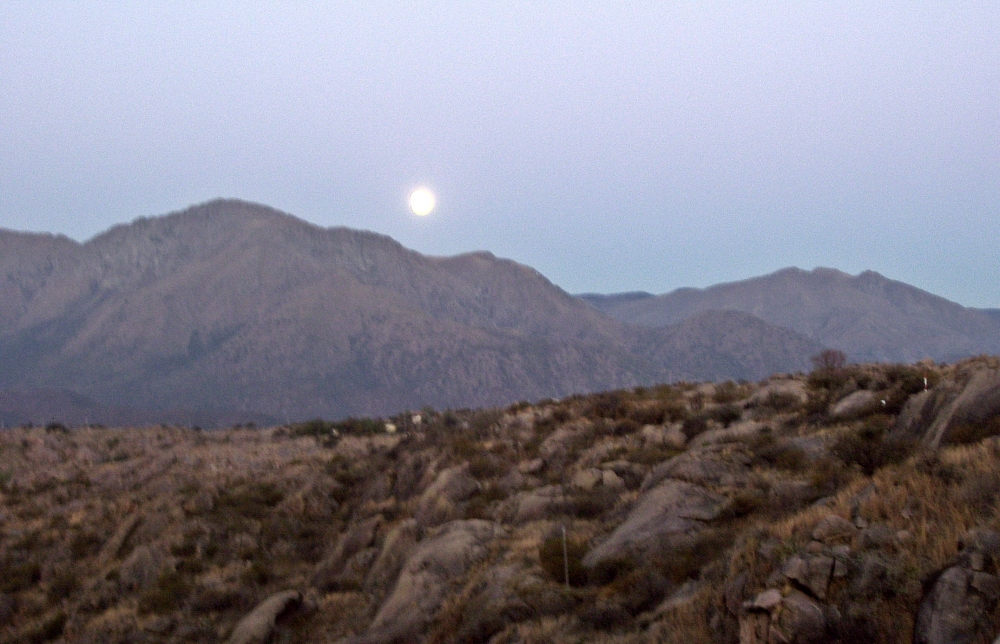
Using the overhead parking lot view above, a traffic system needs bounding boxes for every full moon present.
[409,188,435,216]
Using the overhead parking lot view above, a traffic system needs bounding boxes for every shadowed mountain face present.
[0,200,819,422]
[586,267,1000,364]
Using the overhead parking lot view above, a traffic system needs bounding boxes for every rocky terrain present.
[581,266,1000,363]
[5,357,1000,643]
[0,199,820,423]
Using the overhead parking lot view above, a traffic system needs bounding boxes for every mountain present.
[0,200,819,423]
[585,266,1000,363]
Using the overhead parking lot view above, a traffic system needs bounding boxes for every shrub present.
[812,349,847,372]
[539,535,588,586]
[761,390,802,412]
[831,418,916,476]
[216,482,284,519]
[70,531,104,559]
[47,569,79,602]
[290,418,335,438]
[713,381,743,404]
[611,419,641,436]
[0,560,41,593]
[587,391,629,420]
[946,415,1000,445]
[627,406,666,426]
[563,487,618,519]
[750,434,808,472]
[681,416,708,441]
[707,404,742,427]
[720,489,767,520]
[138,571,191,614]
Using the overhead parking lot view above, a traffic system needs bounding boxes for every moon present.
[409,188,435,216]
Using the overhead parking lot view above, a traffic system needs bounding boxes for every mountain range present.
[0,199,995,424]
[579,267,1000,363]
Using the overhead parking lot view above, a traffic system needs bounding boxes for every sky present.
[2,3,999,306]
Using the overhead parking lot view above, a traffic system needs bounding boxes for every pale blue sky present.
[2,3,999,305]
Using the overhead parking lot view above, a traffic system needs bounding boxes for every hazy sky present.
[2,3,999,306]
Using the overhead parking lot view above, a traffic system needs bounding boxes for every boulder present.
[829,390,877,419]
[641,445,751,491]
[783,555,834,600]
[915,565,1000,644]
[226,590,301,644]
[415,464,481,527]
[583,479,727,568]
[341,520,501,644]
[571,468,602,490]
[364,519,420,601]
[894,364,1000,447]
[739,589,826,644]
[811,515,856,543]
[312,515,382,590]
[502,485,567,524]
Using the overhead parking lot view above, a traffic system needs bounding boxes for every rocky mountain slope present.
[0,200,820,423]
[581,267,1000,364]
[4,357,1000,643]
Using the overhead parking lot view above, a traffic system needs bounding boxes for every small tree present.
[811,349,847,372]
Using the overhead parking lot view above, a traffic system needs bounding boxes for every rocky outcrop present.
[914,530,1000,644]
[226,590,302,644]
[830,390,877,419]
[414,464,481,527]
[341,520,502,644]
[583,479,728,568]
[895,363,1000,447]
[311,515,382,590]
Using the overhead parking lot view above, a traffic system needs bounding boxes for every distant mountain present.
[577,291,655,312]
[587,267,1000,363]
[0,200,818,422]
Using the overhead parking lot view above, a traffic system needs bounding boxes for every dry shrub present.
[947,416,1000,445]
[831,417,916,476]
[713,381,746,404]
[681,416,708,441]
[750,433,808,472]
[706,404,742,427]
[761,390,802,412]
[137,571,191,614]
[626,406,665,426]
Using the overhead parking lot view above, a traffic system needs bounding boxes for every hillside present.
[4,358,1000,643]
[581,267,1000,363]
[0,200,819,423]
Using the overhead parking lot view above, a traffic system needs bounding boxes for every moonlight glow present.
[409,188,435,216]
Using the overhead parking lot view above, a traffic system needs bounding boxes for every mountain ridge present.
[0,199,819,423]
[584,266,1000,363]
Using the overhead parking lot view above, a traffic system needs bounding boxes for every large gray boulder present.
[341,520,502,644]
[895,363,1000,447]
[414,464,481,527]
[226,590,301,644]
[641,445,751,491]
[312,515,382,590]
[583,479,727,568]
[916,531,1000,644]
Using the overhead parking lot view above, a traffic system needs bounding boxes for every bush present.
[681,416,708,441]
[713,381,744,404]
[611,419,641,436]
[627,406,666,426]
[138,571,191,614]
[946,415,1000,445]
[831,418,916,476]
[47,569,79,602]
[216,482,284,519]
[707,404,742,427]
[750,434,808,472]
[539,535,588,586]
[563,487,618,519]
[761,390,802,412]
[0,560,41,593]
